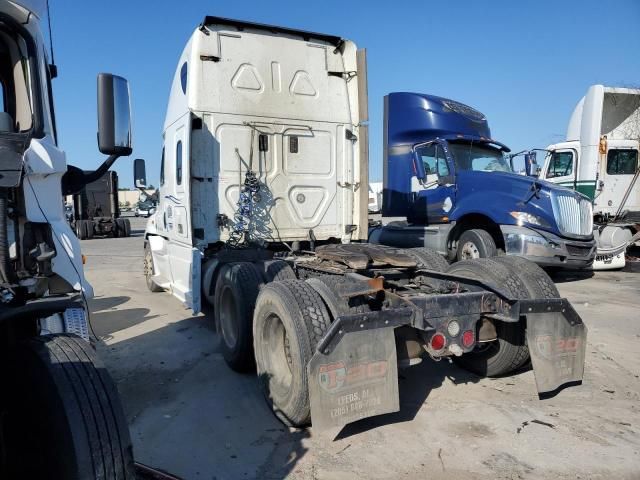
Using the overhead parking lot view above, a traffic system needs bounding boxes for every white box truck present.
[138,16,589,430]
[538,85,640,269]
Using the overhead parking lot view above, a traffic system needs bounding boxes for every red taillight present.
[430,333,446,351]
[462,330,475,348]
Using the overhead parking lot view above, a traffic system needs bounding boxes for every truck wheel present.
[446,258,530,377]
[85,220,95,240]
[214,262,262,372]
[143,243,163,292]
[75,220,86,240]
[491,256,559,299]
[262,259,296,283]
[491,256,560,369]
[404,247,449,271]
[253,280,332,427]
[306,275,369,320]
[123,219,131,237]
[456,229,497,261]
[0,334,135,479]
[115,218,126,237]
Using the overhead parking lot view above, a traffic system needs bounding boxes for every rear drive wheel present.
[0,334,135,479]
[491,256,560,369]
[404,247,449,271]
[123,219,131,237]
[75,220,86,240]
[214,262,262,372]
[143,243,163,292]
[492,256,559,298]
[253,280,331,427]
[456,229,497,261]
[447,258,530,376]
[261,259,296,283]
[85,220,95,239]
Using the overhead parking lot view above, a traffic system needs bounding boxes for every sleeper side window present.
[176,141,182,185]
[160,147,165,186]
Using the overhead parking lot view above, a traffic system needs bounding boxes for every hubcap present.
[219,287,239,349]
[460,241,481,259]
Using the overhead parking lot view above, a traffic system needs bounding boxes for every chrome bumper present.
[501,225,596,268]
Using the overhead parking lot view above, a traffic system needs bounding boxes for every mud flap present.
[307,327,399,431]
[527,312,587,395]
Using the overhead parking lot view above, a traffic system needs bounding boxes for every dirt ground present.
[84,217,640,480]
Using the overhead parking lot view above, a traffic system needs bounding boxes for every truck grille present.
[551,192,593,237]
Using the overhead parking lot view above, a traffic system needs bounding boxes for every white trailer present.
[539,85,640,269]
[139,16,588,430]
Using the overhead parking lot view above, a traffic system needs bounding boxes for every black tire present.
[123,219,131,237]
[75,220,86,240]
[262,259,296,283]
[491,256,560,370]
[404,247,449,272]
[214,262,262,372]
[456,229,497,261]
[253,280,332,427]
[446,258,530,377]
[0,334,135,479]
[491,256,560,298]
[143,243,163,292]
[115,219,127,238]
[306,275,369,320]
[84,220,95,240]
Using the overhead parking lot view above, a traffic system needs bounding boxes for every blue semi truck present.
[370,93,596,269]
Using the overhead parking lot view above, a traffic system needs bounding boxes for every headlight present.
[509,211,550,228]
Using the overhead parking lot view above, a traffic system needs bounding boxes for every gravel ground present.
[82,217,640,480]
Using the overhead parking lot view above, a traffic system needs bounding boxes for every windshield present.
[448,142,511,172]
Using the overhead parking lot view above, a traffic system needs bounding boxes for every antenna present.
[46,0,57,77]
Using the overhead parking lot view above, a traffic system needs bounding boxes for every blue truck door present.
[409,143,455,224]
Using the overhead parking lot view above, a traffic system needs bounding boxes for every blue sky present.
[49,0,640,186]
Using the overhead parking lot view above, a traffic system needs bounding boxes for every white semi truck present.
[0,1,135,477]
[140,16,589,430]
[539,85,640,269]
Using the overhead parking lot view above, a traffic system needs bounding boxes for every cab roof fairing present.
[385,92,506,151]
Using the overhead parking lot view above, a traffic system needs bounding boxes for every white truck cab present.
[540,85,640,268]
[0,2,136,477]
[142,16,368,312]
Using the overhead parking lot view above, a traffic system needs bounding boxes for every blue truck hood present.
[451,170,571,234]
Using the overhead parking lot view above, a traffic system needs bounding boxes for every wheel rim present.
[261,313,293,398]
[219,286,239,349]
[460,241,481,259]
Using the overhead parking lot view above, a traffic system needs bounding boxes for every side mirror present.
[412,150,426,181]
[524,152,538,176]
[134,158,147,188]
[97,73,133,156]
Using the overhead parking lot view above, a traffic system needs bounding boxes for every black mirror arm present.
[61,154,120,196]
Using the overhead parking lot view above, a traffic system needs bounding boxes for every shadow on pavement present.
[547,269,594,283]
[89,295,160,337]
[335,357,480,440]
[96,300,309,480]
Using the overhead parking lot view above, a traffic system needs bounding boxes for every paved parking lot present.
[83,217,640,480]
